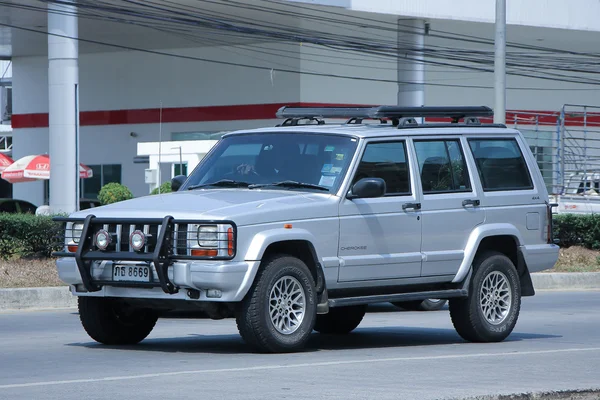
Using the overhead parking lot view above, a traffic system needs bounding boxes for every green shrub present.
[98,182,134,205]
[150,182,172,195]
[553,214,600,249]
[0,213,64,259]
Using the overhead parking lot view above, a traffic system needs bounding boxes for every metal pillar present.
[48,0,79,214]
[494,0,506,124]
[397,19,425,115]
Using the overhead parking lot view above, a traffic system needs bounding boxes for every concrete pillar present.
[48,0,79,214]
[397,19,425,112]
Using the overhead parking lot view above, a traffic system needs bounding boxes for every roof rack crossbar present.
[276,105,493,121]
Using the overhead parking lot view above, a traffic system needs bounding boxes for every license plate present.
[113,264,151,282]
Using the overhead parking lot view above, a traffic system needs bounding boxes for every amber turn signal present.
[191,249,218,257]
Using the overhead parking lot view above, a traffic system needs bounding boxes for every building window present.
[44,164,123,203]
[82,164,122,199]
[174,163,188,176]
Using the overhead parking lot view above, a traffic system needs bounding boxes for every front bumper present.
[56,257,260,302]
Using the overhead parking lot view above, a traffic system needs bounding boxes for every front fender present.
[452,223,524,283]
[244,228,319,261]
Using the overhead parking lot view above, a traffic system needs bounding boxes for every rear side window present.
[353,141,411,195]
[468,139,533,191]
[414,140,471,194]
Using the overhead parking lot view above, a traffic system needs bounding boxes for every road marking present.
[2,346,600,390]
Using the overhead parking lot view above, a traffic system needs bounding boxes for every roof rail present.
[275,105,493,123]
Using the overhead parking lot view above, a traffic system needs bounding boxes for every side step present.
[328,289,468,308]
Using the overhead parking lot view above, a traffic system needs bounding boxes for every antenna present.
[158,102,163,194]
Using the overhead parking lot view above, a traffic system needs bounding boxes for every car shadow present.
[66,326,560,355]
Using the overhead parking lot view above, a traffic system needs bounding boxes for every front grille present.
[175,224,189,256]
[88,222,180,254]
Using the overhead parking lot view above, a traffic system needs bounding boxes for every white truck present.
[551,171,600,214]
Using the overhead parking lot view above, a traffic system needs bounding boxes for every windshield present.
[182,132,359,193]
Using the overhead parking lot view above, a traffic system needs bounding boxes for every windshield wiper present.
[188,179,250,190]
[248,180,330,191]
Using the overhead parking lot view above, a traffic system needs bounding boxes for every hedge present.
[98,182,134,205]
[0,213,64,259]
[553,214,600,249]
[150,182,172,195]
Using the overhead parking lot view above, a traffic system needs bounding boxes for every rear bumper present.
[56,258,260,302]
[521,244,560,273]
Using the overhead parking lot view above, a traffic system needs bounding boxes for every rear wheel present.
[392,299,448,311]
[449,251,521,342]
[235,255,317,353]
[313,305,367,334]
[78,297,158,345]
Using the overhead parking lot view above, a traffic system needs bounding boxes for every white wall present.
[348,0,600,31]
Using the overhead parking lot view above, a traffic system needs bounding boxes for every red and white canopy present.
[0,153,13,173]
[0,154,93,184]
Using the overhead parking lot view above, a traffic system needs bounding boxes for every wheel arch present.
[243,229,325,294]
[453,224,534,296]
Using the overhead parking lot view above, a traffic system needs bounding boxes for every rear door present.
[413,136,485,277]
[338,139,422,281]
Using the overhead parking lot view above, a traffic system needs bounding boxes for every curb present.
[0,286,76,311]
[1,273,599,312]
[531,272,600,291]
[457,388,600,399]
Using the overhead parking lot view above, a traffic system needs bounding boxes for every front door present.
[412,137,485,277]
[338,140,422,282]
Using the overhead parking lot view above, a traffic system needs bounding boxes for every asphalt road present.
[1,291,599,400]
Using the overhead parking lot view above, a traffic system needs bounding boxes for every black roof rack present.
[275,105,494,126]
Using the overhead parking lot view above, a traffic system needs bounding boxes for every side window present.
[0,201,17,213]
[468,139,533,191]
[353,141,410,195]
[17,201,37,214]
[414,140,471,193]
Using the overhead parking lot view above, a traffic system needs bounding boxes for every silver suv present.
[54,106,559,353]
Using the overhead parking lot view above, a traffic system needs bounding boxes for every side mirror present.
[171,175,187,192]
[347,177,386,199]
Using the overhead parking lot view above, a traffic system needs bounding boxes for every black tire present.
[392,299,448,311]
[78,297,158,345]
[313,305,367,334]
[449,251,521,343]
[235,254,317,353]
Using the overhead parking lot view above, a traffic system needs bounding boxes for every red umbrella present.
[0,153,13,173]
[0,154,93,184]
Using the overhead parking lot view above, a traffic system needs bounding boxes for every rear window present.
[468,138,533,191]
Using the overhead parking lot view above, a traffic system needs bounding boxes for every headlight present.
[95,229,111,250]
[198,225,218,247]
[130,230,146,251]
[71,223,83,244]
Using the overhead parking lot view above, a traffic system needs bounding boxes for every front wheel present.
[235,255,317,353]
[449,251,521,342]
[78,297,158,345]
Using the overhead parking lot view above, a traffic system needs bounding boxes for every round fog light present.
[95,229,111,250]
[130,230,146,251]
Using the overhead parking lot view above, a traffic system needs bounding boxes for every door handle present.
[462,199,480,207]
[402,202,421,210]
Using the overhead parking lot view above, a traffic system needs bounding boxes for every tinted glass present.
[183,133,358,193]
[414,140,471,193]
[469,139,533,191]
[17,201,37,214]
[0,201,17,213]
[353,141,410,195]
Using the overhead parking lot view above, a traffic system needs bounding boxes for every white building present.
[3,0,600,208]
